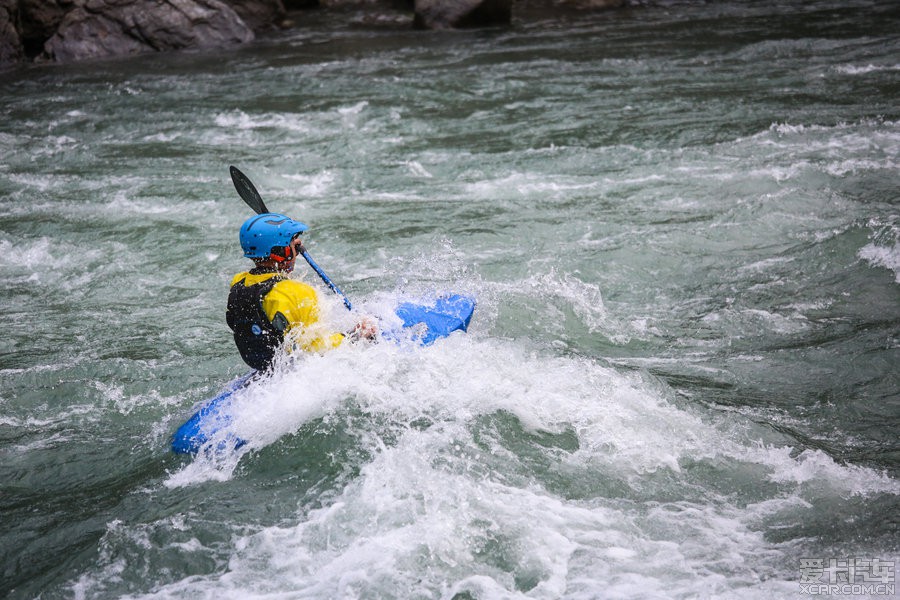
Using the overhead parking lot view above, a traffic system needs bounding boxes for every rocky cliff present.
[1,0,625,68]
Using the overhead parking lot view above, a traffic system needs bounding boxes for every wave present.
[145,334,899,599]
[834,63,900,75]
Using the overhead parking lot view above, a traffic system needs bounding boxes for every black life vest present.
[226,275,286,371]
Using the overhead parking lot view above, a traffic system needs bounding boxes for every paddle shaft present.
[300,251,353,310]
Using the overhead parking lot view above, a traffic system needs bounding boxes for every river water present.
[1,1,898,598]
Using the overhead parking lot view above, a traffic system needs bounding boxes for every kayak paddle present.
[229,166,353,311]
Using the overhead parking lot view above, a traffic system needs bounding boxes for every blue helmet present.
[239,213,309,259]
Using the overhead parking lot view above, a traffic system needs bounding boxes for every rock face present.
[42,0,255,62]
[19,0,75,54]
[0,0,630,68]
[226,0,287,32]
[0,0,24,63]
[555,0,623,9]
[413,0,511,29]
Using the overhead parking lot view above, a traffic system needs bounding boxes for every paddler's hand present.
[349,318,377,342]
[291,236,306,256]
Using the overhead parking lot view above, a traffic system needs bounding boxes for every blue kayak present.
[171,294,475,455]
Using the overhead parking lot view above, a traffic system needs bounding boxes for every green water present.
[1,1,898,598]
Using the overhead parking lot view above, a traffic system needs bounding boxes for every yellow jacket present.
[230,271,344,353]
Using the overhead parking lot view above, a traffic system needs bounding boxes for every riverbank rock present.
[414,0,511,29]
[226,0,288,32]
[0,0,23,63]
[42,0,255,63]
[554,0,624,9]
[0,0,633,67]
[19,0,73,55]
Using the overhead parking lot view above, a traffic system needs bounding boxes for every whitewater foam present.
[160,334,898,599]
[859,242,900,283]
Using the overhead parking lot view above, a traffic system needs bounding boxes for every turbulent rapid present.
[1,1,898,598]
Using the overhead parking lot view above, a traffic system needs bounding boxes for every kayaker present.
[226,213,376,371]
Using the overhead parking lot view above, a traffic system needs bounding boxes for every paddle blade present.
[230,166,269,215]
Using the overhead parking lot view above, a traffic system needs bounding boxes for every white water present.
[137,330,896,598]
